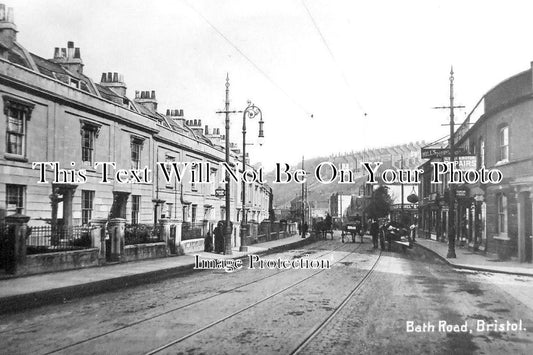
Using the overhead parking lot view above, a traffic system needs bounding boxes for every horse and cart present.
[341,219,365,243]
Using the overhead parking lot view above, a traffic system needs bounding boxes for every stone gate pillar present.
[4,209,30,274]
[107,218,125,262]
[90,218,107,262]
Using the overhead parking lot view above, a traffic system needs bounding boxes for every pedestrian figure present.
[410,223,417,244]
[204,231,213,252]
[298,222,302,236]
[214,221,224,253]
[302,222,308,238]
[325,213,332,231]
[370,219,379,249]
[379,221,386,250]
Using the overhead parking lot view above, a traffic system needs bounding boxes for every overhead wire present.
[182,0,313,117]
[300,0,366,117]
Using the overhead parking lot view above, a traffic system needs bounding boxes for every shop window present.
[497,193,507,235]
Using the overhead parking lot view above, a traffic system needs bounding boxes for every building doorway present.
[525,192,532,262]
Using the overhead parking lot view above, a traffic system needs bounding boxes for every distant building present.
[329,193,353,220]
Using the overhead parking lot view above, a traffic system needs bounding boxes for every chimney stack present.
[100,71,127,97]
[51,40,84,74]
[134,90,158,112]
[0,4,17,58]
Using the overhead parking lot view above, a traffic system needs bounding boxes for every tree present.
[364,185,393,220]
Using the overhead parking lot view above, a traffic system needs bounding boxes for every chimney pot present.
[61,48,67,57]
[7,7,14,23]
[135,90,139,98]
[205,125,209,134]
[100,73,106,82]
[74,47,81,59]
[0,5,5,21]
[107,72,112,82]
[199,119,202,126]
[180,109,183,116]
[67,41,74,58]
[166,109,170,115]
[54,47,60,58]
[113,72,118,82]
[151,90,156,99]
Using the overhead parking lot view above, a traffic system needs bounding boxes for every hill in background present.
[266,141,426,208]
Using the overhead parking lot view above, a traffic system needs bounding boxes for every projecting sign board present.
[421,147,471,159]
[444,156,478,169]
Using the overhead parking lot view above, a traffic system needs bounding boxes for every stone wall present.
[123,243,168,262]
[19,248,100,276]
[180,238,204,254]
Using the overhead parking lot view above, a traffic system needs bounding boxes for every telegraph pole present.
[223,74,232,255]
[215,74,239,255]
[434,67,465,258]
[301,156,305,238]
[400,155,404,215]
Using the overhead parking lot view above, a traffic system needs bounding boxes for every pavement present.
[0,233,314,314]
[416,237,533,276]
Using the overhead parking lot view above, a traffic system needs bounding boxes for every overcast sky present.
[10,0,533,168]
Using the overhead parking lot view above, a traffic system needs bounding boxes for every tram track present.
[41,238,356,355]
[143,242,367,355]
[290,250,383,354]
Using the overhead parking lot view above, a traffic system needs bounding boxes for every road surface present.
[1,233,532,354]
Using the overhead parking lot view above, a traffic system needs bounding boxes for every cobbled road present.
[1,233,532,354]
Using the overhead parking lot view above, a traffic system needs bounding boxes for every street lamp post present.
[240,101,264,252]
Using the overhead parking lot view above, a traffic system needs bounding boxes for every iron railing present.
[124,224,162,246]
[26,225,94,254]
[181,222,205,241]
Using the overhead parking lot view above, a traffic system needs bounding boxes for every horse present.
[314,221,333,240]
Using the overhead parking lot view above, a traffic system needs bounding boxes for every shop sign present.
[444,156,477,169]
[421,147,470,159]
[455,188,467,198]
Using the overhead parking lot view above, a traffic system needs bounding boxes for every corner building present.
[419,62,533,262]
